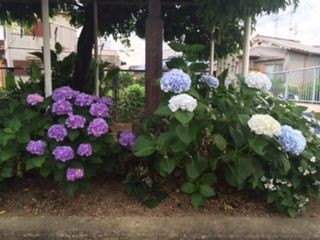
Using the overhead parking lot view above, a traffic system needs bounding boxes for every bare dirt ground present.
[1,174,320,219]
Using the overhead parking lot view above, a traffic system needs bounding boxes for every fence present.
[267,66,320,103]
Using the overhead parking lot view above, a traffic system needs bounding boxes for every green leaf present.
[248,137,269,156]
[229,127,245,147]
[9,117,22,131]
[155,105,172,116]
[200,173,217,185]
[16,129,30,144]
[69,130,80,142]
[159,158,176,174]
[189,62,208,72]
[1,167,12,178]
[199,184,215,197]
[168,42,185,52]
[157,132,173,149]
[288,208,297,218]
[133,136,156,157]
[175,111,194,125]
[224,157,253,188]
[32,156,46,167]
[186,162,201,179]
[238,114,250,125]
[213,134,227,151]
[165,57,187,70]
[188,88,200,99]
[176,124,198,145]
[181,182,196,194]
[191,192,205,208]
[0,148,17,162]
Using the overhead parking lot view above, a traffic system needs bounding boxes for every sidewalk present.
[1,215,320,240]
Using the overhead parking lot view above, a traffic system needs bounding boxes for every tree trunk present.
[71,4,94,92]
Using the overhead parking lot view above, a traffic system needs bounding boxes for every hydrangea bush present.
[22,87,121,195]
[133,61,320,217]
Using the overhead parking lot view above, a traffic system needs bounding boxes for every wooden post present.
[93,0,99,96]
[42,0,52,97]
[145,0,163,115]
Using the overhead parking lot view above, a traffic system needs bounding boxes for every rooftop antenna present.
[288,5,295,39]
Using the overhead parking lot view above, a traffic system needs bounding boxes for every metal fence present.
[267,66,320,103]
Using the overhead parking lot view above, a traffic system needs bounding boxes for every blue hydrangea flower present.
[278,125,306,155]
[199,75,220,88]
[160,69,191,93]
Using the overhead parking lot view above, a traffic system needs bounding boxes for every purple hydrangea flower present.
[66,168,84,181]
[26,93,44,106]
[52,86,75,101]
[160,69,191,93]
[52,146,74,162]
[26,140,47,155]
[52,100,73,115]
[89,102,110,118]
[99,96,113,106]
[77,143,93,157]
[87,118,109,137]
[199,75,220,89]
[75,93,94,107]
[119,131,136,150]
[66,114,86,129]
[47,124,68,142]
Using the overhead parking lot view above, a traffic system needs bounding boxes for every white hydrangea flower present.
[248,114,281,137]
[168,94,197,112]
[310,156,316,163]
[244,72,272,91]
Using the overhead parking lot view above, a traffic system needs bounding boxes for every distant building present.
[248,35,320,73]
[1,14,77,80]
[219,35,320,81]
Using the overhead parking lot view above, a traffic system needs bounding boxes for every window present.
[265,63,283,73]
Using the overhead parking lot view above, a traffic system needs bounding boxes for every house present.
[248,35,320,73]
[0,14,78,84]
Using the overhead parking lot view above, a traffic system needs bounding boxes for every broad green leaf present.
[189,62,208,72]
[188,88,200,99]
[213,134,227,151]
[0,148,17,162]
[175,111,194,125]
[248,137,269,156]
[160,158,176,174]
[224,157,253,188]
[200,173,217,185]
[155,105,172,116]
[133,136,156,157]
[199,184,215,197]
[229,127,245,147]
[181,182,196,194]
[191,192,205,208]
[1,167,12,178]
[238,114,250,125]
[186,162,201,179]
[157,132,173,148]
[176,124,198,145]
[68,130,80,142]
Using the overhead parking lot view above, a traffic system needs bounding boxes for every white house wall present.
[4,15,77,67]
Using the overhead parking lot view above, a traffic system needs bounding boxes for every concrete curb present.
[0,216,319,240]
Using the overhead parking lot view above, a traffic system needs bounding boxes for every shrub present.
[133,52,320,217]
[119,84,145,122]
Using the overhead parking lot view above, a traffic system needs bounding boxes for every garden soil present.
[1,175,320,219]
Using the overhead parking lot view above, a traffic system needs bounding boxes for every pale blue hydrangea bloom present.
[160,69,191,93]
[278,125,306,155]
[199,75,219,88]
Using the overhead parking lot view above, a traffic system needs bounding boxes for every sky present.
[254,0,320,46]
